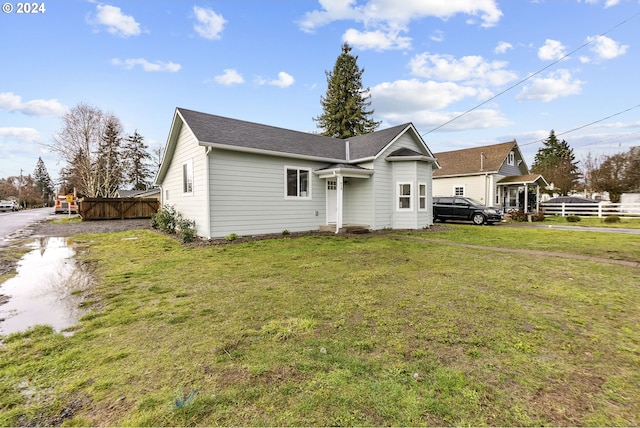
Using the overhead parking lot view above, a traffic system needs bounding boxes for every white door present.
[327,180,337,223]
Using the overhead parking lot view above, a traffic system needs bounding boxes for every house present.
[113,188,161,200]
[432,141,548,213]
[154,108,440,239]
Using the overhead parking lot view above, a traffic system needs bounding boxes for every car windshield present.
[465,198,486,206]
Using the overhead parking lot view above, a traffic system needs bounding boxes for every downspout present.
[345,140,350,162]
[336,175,344,233]
[204,146,212,239]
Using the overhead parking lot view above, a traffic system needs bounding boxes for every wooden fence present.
[541,202,640,218]
[79,197,160,220]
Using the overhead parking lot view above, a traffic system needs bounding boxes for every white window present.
[182,161,193,194]
[454,186,465,196]
[508,151,515,166]
[419,183,427,210]
[397,182,412,210]
[285,167,311,198]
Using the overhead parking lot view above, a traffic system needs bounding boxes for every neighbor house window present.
[454,186,464,196]
[398,183,412,210]
[419,183,427,210]
[183,161,193,194]
[508,151,515,166]
[285,167,310,198]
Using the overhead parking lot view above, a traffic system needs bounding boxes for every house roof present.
[497,174,548,186]
[156,108,438,184]
[433,141,518,177]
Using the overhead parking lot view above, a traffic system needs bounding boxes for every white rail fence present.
[541,202,640,218]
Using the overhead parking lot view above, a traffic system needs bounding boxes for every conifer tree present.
[123,130,153,190]
[315,43,380,138]
[33,157,54,204]
[531,130,580,195]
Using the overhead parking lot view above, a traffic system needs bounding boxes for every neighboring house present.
[433,141,548,212]
[113,188,161,200]
[155,108,440,239]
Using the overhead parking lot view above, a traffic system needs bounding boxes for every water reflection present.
[0,237,92,336]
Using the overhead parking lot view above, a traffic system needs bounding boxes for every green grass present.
[541,215,640,228]
[1,227,639,426]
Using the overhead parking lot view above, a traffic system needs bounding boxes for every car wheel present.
[472,213,485,225]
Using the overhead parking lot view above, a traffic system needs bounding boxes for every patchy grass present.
[542,215,640,228]
[1,228,639,426]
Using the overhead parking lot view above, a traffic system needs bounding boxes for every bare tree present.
[49,103,124,197]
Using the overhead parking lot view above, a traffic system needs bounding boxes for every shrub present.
[282,230,290,236]
[566,215,581,223]
[530,212,546,222]
[152,205,179,234]
[507,209,526,222]
[152,205,197,242]
[603,215,621,224]
[225,233,237,241]
[177,218,197,243]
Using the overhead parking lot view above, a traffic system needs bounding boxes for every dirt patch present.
[28,218,153,238]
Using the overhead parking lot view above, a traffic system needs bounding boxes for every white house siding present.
[343,177,373,226]
[207,149,327,238]
[161,124,209,237]
[433,175,493,205]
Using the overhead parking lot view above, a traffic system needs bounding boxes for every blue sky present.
[1,0,638,183]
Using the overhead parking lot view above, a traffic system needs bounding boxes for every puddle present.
[0,237,92,336]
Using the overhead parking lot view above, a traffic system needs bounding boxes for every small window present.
[285,167,311,198]
[183,161,193,194]
[454,186,464,196]
[419,183,427,210]
[508,151,515,166]
[398,183,412,210]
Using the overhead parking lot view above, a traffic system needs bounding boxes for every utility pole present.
[17,169,23,208]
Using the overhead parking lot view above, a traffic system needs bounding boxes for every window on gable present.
[419,183,427,210]
[398,183,412,210]
[454,186,464,196]
[285,167,311,198]
[508,151,515,166]
[183,161,193,194]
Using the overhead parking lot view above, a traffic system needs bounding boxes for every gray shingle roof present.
[177,108,413,161]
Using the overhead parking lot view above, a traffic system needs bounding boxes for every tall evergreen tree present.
[95,115,124,197]
[531,130,580,195]
[315,43,380,138]
[123,130,153,190]
[33,157,54,205]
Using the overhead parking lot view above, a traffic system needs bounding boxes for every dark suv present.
[433,196,503,225]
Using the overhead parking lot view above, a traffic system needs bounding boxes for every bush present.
[530,212,546,222]
[507,209,526,222]
[603,215,621,224]
[566,215,581,223]
[225,233,237,241]
[152,205,197,242]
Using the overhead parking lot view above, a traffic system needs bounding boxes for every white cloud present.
[298,0,502,51]
[0,127,41,143]
[90,4,141,37]
[111,58,181,72]
[371,79,480,111]
[494,41,512,54]
[516,69,584,102]
[430,30,444,43]
[409,53,517,87]
[587,35,628,60]
[582,0,620,7]
[193,6,226,40]
[0,92,67,117]
[268,72,295,88]
[211,69,244,85]
[538,39,566,61]
[343,28,411,50]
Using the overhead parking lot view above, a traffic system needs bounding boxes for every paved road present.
[0,207,55,247]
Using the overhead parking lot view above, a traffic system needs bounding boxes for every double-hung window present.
[418,183,427,210]
[398,183,412,210]
[285,167,310,198]
[183,160,193,194]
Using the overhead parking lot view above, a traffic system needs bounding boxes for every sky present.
[1,0,639,184]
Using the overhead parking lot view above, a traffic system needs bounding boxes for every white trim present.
[396,182,413,211]
[418,182,427,211]
[284,165,312,200]
[182,159,194,195]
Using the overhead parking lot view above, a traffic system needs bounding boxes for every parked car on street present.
[0,200,19,212]
[433,196,503,225]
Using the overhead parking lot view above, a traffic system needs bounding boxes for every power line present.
[520,103,640,147]
[421,10,640,136]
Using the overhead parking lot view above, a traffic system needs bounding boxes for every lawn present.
[1,226,639,426]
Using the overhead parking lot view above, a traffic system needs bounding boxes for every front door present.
[327,180,337,223]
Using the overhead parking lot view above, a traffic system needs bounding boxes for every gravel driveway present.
[28,218,153,237]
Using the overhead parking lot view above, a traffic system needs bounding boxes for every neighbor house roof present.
[497,174,548,186]
[433,141,518,177]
